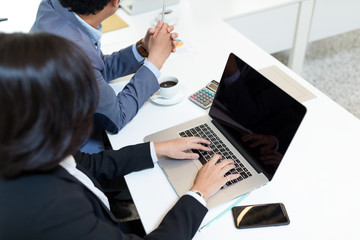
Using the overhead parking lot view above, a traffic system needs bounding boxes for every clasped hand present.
[142,20,179,70]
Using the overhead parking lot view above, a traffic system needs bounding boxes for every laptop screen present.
[209,53,306,180]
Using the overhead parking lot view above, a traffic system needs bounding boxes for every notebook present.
[144,53,307,208]
[120,0,180,15]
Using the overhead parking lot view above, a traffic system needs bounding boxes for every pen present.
[161,0,167,22]
[198,192,249,232]
[0,18,8,22]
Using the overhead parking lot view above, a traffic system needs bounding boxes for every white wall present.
[309,0,360,42]
[225,0,360,54]
[225,2,299,53]
[0,0,41,33]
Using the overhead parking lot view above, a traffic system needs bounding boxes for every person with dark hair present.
[0,33,239,240]
[30,0,179,153]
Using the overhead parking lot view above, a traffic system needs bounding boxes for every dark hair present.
[60,0,112,15]
[0,33,98,178]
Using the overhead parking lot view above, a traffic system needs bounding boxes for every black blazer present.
[0,143,208,240]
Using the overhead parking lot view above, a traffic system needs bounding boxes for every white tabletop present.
[103,1,360,239]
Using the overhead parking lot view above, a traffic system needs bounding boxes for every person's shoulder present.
[0,171,93,239]
[0,169,85,202]
[31,2,85,42]
[0,169,91,219]
[32,15,84,42]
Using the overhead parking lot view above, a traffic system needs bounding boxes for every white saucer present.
[150,84,186,106]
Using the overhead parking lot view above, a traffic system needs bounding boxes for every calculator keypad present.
[189,88,215,109]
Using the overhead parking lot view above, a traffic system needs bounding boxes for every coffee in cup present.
[160,81,177,88]
[159,76,179,99]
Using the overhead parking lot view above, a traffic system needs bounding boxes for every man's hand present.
[142,21,179,55]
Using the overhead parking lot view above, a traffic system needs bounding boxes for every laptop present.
[120,0,180,15]
[144,53,307,208]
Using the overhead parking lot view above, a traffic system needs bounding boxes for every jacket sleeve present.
[29,178,144,240]
[146,195,208,240]
[95,46,160,134]
[74,142,154,184]
[32,186,207,240]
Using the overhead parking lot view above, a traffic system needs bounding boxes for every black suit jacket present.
[0,143,208,240]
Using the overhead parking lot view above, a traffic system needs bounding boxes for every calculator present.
[189,80,219,109]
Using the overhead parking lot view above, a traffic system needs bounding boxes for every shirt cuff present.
[132,44,161,79]
[150,141,159,164]
[132,44,144,62]
[185,191,207,207]
[144,60,161,79]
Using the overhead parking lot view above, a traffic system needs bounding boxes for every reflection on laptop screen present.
[209,53,306,180]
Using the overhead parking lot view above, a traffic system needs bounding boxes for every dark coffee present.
[160,81,177,88]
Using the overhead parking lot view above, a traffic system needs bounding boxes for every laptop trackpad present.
[158,158,200,196]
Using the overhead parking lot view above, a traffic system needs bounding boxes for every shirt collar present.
[59,155,77,174]
[73,13,102,44]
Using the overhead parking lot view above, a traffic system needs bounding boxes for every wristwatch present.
[136,39,149,58]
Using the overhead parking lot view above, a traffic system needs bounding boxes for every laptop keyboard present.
[179,123,252,188]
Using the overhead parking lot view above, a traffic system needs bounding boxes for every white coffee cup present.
[159,76,179,99]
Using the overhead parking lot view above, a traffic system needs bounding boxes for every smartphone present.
[232,203,290,229]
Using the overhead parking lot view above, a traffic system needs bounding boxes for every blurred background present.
[1,0,359,119]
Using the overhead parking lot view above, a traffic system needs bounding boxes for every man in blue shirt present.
[31,0,178,153]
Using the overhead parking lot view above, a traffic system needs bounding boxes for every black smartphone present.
[232,203,290,229]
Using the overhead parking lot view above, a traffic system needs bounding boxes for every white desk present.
[103,1,360,239]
